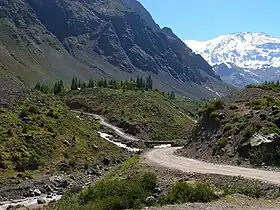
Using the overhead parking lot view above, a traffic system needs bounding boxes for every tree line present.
[34,75,176,99]
[70,75,153,91]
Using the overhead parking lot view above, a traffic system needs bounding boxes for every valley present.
[2,0,280,209]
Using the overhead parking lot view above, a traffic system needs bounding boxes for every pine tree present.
[35,81,41,91]
[71,77,75,90]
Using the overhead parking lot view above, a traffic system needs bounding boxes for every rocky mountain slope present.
[186,32,280,87]
[179,84,280,167]
[0,0,231,99]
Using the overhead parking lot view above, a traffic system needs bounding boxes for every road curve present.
[72,110,280,185]
[144,147,280,185]
[71,110,140,141]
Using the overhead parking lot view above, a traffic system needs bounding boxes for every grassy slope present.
[0,90,124,179]
[65,88,199,140]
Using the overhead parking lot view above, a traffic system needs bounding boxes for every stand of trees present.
[70,75,153,91]
[35,80,64,95]
[34,75,176,99]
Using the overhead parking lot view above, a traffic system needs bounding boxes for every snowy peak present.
[185,32,280,69]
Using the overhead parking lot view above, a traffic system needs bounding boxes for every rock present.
[46,195,53,199]
[93,144,98,150]
[259,113,267,120]
[63,140,71,146]
[245,112,253,119]
[37,197,46,204]
[218,113,225,120]
[59,179,70,188]
[27,188,35,197]
[103,157,110,166]
[44,184,54,193]
[153,187,162,194]
[145,196,156,204]
[34,188,42,196]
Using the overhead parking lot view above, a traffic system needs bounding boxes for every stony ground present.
[147,194,280,210]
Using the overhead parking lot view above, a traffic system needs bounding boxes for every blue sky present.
[138,0,279,41]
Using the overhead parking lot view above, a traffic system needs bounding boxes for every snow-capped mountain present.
[186,32,280,69]
[185,32,280,87]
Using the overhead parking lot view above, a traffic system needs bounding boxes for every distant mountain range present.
[186,32,280,87]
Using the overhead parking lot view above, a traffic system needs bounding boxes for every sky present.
[138,0,279,41]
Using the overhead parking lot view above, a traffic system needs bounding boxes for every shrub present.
[232,116,240,123]
[162,181,216,205]
[28,106,39,114]
[223,124,232,132]
[199,99,225,116]
[47,109,58,119]
[29,125,40,132]
[217,138,227,148]
[210,111,219,119]
[249,99,266,110]
[223,183,263,198]
[7,128,14,137]
[78,172,157,209]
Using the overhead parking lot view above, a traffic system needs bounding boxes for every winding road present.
[72,110,140,141]
[144,147,280,185]
[74,110,280,185]
[73,110,280,185]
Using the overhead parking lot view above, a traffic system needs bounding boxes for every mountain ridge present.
[186,32,280,87]
[185,32,280,69]
[0,0,231,99]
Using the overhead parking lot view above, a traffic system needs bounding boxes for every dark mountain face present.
[0,0,231,98]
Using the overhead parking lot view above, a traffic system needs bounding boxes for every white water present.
[97,131,140,152]
[0,195,62,210]
[154,144,172,149]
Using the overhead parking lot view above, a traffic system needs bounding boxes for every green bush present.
[223,124,232,132]
[232,116,240,123]
[78,172,157,210]
[217,138,227,148]
[28,106,39,114]
[47,109,58,119]
[199,99,224,116]
[249,99,266,110]
[223,183,263,198]
[162,181,216,205]
[210,111,219,119]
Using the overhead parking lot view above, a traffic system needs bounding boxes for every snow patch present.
[185,32,280,70]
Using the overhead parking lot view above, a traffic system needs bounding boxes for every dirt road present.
[144,147,280,185]
[72,110,140,141]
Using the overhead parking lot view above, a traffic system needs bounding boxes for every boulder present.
[34,188,42,196]
[145,196,156,204]
[103,157,111,166]
[37,197,46,204]
[259,113,267,120]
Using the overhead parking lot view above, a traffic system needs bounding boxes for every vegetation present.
[49,154,270,210]
[223,183,263,198]
[0,90,123,179]
[161,181,217,205]
[65,88,197,140]
[35,80,65,95]
[246,81,280,93]
[198,99,225,117]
